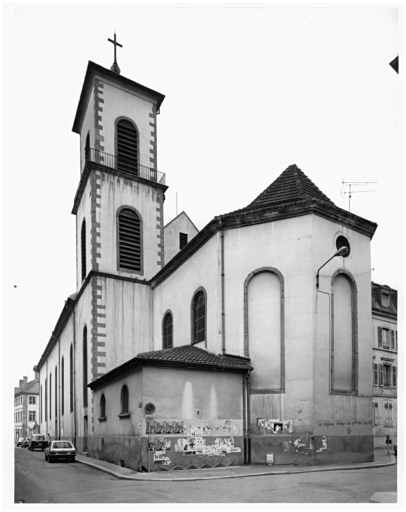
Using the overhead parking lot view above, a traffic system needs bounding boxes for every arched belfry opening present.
[116,119,138,174]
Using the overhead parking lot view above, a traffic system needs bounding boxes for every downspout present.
[246,369,251,465]
[220,218,226,354]
[73,307,77,448]
[46,360,48,437]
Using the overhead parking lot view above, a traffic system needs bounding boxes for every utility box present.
[267,454,274,465]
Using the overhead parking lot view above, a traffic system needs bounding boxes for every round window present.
[336,235,350,257]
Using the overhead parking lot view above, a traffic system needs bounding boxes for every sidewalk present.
[75,449,396,482]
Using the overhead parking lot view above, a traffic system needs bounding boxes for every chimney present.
[19,380,23,388]
[23,376,28,387]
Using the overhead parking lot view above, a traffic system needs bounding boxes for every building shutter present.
[117,120,138,174]
[373,363,378,386]
[378,326,382,348]
[392,367,396,387]
[118,209,141,272]
[179,233,188,250]
[379,364,383,387]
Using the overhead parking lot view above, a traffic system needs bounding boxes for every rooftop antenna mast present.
[341,180,377,212]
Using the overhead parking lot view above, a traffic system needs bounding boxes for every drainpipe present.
[46,360,48,437]
[220,218,226,354]
[58,338,61,440]
[73,307,77,448]
[246,369,251,465]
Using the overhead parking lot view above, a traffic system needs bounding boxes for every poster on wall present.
[257,418,293,434]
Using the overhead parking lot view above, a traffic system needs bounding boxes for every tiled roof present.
[15,379,39,396]
[137,345,251,370]
[247,164,335,210]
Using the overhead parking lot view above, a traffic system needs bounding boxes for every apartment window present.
[384,401,393,427]
[29,396,36,405]
[390,331,395,350]
[116,119,139,174]
[393,367,397,388]
[373,363,378,386]
[83,326,88,407]
[29,411,36,422]
[381,292,390,307]
[192,289,206,345]
[378,327,394,350]
[81,219,86,281]
[162,311,173,349]
[383,365,391,387]
[121,385,129,414]
[100,394,106,419]
[179,232,188,250]
[117,208,142,272]
[373,403,380,425]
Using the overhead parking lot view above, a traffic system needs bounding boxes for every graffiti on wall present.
[147,421,184,435]
[147,438,172,466]
[146,419,240,436]
[174,437,241,456]
[257,418,293,434]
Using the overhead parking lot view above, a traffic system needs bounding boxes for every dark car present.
[22,437,31,448]
[29,434,48,451]
[45,440,76,463]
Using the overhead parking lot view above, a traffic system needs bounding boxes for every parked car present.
[22,437,31,448]
[29,434,48,451]
[45,440,76,463]
[16,437,24,447]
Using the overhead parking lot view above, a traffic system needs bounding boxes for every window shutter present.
[179,232,188,250]
[118,209,141,272]
[390,330,395,350]
[378,327,382,348]
[117,120,138,174]
[373,363,378,386]
[379,364,383,387]
[393,367,396,387]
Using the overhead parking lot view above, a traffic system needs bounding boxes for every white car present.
[44,440,76,463]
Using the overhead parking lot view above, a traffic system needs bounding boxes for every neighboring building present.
[35,54,379,471]
[371,283,398,448]
[14,376,39,440]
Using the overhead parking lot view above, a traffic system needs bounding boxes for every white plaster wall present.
[97,173,162,279]
[164,213,199,264]
[76,178,92,291]
[79,82,95,173]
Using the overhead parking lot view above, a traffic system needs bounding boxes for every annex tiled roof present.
[15,379,39,396]
[247,164,335,210]
[137,345,251,370]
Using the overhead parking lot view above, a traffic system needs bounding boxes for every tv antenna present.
[341,180,377,212]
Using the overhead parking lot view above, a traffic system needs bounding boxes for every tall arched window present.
[40,385,43,423]
[70,344,73,413]
[45,379,48,422]
[121,385,129,414]
[85,133,90,162]
[83,326,88,407]
[61,357,64,415]
[55,366,57,420]
[244,267,285,393]
[100,394,106,418]
[117,208,142,272]
[331,270,358,395]
[49,373,52,420]
[81,219,86,281]
[116,119,138,174]
[192,289,206,345]
[162,311,173,349]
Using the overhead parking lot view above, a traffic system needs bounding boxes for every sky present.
[3,2,401,391]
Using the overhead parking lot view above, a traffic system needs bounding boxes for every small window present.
[336,235,350,257]
[179,233,188,250]
[118,208,141,272]
[100,394,106,418]
[192,290,206,344]
[29,411,36,422]
[29,396,36,405]
[381,292,390,308]
[121,385,129,414]
[163,312,173,349]
[117,119,138,174]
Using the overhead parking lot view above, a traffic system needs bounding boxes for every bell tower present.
[71,40,167,291]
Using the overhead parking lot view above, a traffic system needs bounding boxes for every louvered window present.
[121,385,129,414]
[118,208,141,272]
[117,120,138,174]
[179,233,188,250]
[83,327,88,407]
[81,220,86,281]
[192,290,206,344]
[163,312,173,349]
[100,394,106,418]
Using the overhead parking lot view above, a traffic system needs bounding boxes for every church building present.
[35,45,378,471]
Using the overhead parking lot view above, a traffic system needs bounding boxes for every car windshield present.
[52,442,73,449]
[33,436,45,441]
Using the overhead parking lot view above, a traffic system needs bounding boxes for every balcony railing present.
[85,148,166,185]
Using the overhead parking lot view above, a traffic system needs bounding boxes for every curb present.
[76,457,396,482]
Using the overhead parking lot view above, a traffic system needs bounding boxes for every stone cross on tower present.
[108,32,123,74]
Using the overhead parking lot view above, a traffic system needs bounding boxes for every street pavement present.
[14,446,397,504]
